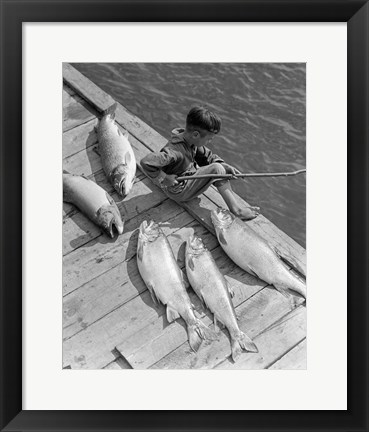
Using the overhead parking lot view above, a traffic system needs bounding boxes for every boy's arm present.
[195,146,224,166]
[140,149,178,186]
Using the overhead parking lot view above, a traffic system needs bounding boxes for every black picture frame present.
[1,1,368,431]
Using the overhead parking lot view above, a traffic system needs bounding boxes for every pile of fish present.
[63,103,136,237]
[63,100,306,363]
[136,213,306,359]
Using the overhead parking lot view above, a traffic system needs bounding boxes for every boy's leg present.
[165,163,260,221]
[165,163,228,202]
[216,181,260,220]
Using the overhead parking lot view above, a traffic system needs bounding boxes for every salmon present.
[96,103,136,198]
[186,235,258,361]
[137,221,216,352]
[211,208,306,298]
[63,171,124,238]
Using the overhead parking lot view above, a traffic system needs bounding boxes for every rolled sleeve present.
[140,149,177,179]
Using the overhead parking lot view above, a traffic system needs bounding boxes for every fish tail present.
[187,319,217,352]
[102,102,117,119]
[274,276,307,300]
[231,331,258,362]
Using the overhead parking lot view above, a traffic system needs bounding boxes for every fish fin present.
[119,127,129,138]
[93,145,101,157]
[227,283,235,298]
[146,282,159,306]
[273,247,306,278]
[231,332,258,362]
[166,305,180,323]
[124,152,132,165]
[187,256,195,271]
[218,230,228,246]
[273,284,293,299]
[137,241,144,262]
[182,272,190,290]
[102,102,117,118]
[188,319,217,352]
[213,316,219,332]
[105,192,115,206]
[63,169,70,175]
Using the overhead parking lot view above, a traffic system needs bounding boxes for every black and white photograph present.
[62,62,306,370]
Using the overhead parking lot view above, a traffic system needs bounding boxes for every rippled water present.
[72,63,306,247]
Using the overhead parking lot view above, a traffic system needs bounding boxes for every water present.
[72,63,306,247]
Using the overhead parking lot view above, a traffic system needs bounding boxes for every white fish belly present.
[63,175,110,216]
[138,236,190,310]
[186,251,237,330]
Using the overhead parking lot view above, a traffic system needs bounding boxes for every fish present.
[137,221,217,352]
[186,235,258,361]
[63,171,124,238]
[96,103,136,198]
[211,208,306,299]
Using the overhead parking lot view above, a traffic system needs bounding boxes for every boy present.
[140,106,260,220]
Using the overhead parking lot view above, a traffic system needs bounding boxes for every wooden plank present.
[63,246,267,370]
[63,86,97,132]
[63,199,185,296]
[63,64,306,277]
[268,338,307,370]
[63,216,217,340]
[214,306,306,369]
[103,356,132,370]
[150,288,304,370]
[63,174,166,255]
[63,63,116,114]
[63,117,98,160]
[116,255,268,369]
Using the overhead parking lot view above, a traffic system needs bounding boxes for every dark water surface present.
[73,63,306,247]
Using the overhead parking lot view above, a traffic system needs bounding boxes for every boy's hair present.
[186,106,221,136]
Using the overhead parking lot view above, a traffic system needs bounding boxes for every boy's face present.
[191,129,216,147]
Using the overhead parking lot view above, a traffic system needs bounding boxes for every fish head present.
[139,220,161,243]
[211,207,235,230]
[98,207,125,239]
[186,235,206,256]
[111,164,135,198]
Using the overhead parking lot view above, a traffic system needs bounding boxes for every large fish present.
[96,103,136,198]
[186,235,258,361]
[211,208,306,299]
[63,171,124,238]
[137,221,216,352]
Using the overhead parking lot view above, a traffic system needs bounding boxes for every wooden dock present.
[62,63,306,370]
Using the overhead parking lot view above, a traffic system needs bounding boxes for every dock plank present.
[63,216,217,340]
[116,256,267,369]
[63,117,98,160]
[63,86,97,132]
[268,338,307,370]
[150,287,303,369]
[63,199,185,296]
[103,357,132,370]
[214,306,306,369]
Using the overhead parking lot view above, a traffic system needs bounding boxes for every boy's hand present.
[162,174,179,188]
[222,163,241,178]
